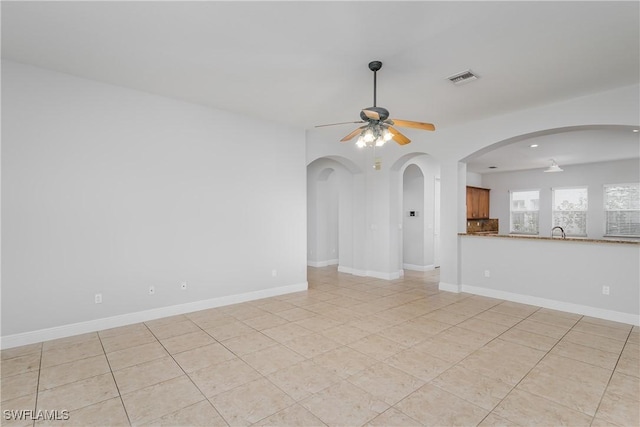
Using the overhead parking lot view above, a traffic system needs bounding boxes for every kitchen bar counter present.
[459,233,639,245]
[458,232,639,325]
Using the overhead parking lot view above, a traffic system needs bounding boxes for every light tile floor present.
[1,267,638,426]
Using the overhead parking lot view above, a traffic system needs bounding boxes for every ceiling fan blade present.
[315,121,365,128]
[340,126,365,142]
[388,126,411,145]
[391,119,436,131]
[362,109,381,120]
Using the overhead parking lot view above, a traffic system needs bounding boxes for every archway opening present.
[391,153,441,274]
[307,156,362,271]
[402,164,424,269]
[461,124,639,238]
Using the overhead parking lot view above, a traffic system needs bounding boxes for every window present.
[552,187,588,236]
[604,183,640,237]
[510,190,540,234]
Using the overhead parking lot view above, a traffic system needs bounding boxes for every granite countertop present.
[459,233,640,245]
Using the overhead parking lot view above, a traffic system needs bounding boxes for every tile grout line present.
[588,326,635,427]
[476,312,634,425]
[408,302,537,426]
[446,306,583,426]
[96,332,133,427]
[180,292,341,424]
[429,303,594,423]
[31,346,43,427]
[148,307,337,423]
[140,320,230,425]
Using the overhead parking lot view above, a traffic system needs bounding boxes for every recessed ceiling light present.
[530,144,539,148]
[633,129,639,133]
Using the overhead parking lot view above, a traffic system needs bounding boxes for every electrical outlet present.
[148,286,155,295]
[95,293,102,304]
[484,270,491,278]
[602,285,610,295]
[180,282,187,291]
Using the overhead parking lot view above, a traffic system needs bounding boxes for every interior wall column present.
[349,172,368,274]
[366,164,395,278]
[438,160,467,291]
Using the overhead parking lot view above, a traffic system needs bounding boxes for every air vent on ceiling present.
[447,69,478,85]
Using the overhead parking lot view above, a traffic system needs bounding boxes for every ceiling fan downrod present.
[369,61,382,107]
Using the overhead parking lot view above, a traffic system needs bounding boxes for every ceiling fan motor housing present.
[360,106,389,121]
[368,61,383,72]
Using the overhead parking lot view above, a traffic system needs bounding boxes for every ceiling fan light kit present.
[355,123,393,148]
[316,60,435,149]
[544,159,564,173]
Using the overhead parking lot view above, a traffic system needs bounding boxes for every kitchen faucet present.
[551,226,566,239]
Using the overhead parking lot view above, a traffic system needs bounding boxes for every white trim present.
[307,259,339,267]
[0,282,308,350]
[461,284,639,326]
[439,282,461,293]
[403,263,435,272]
[338,265,366,276]
[337,266,403,280]
[369,270,403,280]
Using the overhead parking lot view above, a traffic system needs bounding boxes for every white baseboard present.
[307,259,338,267]
[439,281,462,293]
[461,284,639,326]
[370,270,403,280]
[337,265,364,276]
[403,263,435,272]
[337,266,403,280]
[0,282,308,350]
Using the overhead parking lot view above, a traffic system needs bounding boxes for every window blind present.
[552,187,588,236]
[510,190,540,234]
[604,183,640,237]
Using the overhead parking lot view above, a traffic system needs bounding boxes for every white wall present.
[460,235,639,324]
[466,172,483,187]
[1,61,307,340]
[481,159,640,238]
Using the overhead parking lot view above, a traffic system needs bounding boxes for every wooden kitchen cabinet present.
[466,186,490,219]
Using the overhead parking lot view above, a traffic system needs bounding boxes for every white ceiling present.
[2,1,639,168]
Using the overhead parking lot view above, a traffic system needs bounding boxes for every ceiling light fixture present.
[543,159,564,173]
[633,129,639,133]
[530,144,539,148]
[355,123,393,148]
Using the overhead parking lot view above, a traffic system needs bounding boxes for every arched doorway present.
[391,153,441,273]
[308,167,338,266]
[306,156,363,272]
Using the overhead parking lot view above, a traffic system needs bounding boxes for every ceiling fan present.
[316,61,435,147]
